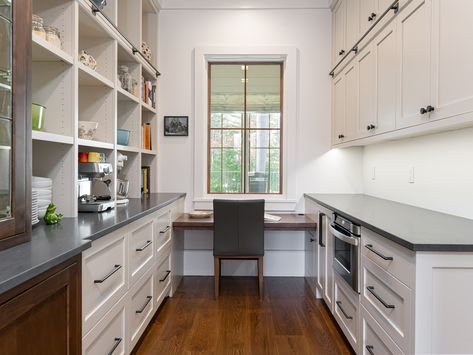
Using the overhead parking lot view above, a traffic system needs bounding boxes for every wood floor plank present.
[134,277,354,355]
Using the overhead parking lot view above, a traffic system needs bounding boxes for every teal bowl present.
[117,129,130,146]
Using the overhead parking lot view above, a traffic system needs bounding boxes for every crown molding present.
[160,0,331,10]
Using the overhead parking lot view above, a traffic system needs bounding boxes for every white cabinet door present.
[360,0,377,33]
[396,0,432,128]
[323,212,334,311]
[332,74,346,145]
[374,22,397,134]
[333,0,347,63]
[346,0,360,51]
[357,45,376,138]
[430,0,473,123]
[316,212,326,296]
[344,61,359,141]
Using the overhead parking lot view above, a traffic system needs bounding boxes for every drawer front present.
[361,227,415,288]
[83,232,127,335]
[155,211,171,250]
[155,253,171,305]
[334,274,359,350]
[361,305,405,355]
[361,256,412,353]
[129,219,155,286]
[128,270,155,349]
[83,296,127,355]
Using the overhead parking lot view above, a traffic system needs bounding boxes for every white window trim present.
[193,46,299,211]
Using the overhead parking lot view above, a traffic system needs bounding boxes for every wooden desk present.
[173,213,317,231]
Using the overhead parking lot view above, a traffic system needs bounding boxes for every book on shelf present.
[142,123,152,150]
[141,166,150,194]
[141,77,157,108]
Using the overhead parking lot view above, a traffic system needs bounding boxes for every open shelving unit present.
[31,0,160,217]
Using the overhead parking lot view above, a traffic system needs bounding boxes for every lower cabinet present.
[334,273,359,352]
[0,256,81,355]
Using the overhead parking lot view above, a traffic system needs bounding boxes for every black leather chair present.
[213,199,265,299]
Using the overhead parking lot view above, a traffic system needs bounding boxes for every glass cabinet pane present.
[0,118,11,219]
[0,13,12,119]
[0,0,11,21]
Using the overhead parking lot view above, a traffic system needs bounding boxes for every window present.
[208,63,283,194]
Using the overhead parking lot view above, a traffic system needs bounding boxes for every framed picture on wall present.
[164,116,189,136]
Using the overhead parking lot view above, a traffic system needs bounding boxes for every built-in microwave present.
[330,214,361,293]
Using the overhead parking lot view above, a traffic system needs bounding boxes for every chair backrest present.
[213,199,265,257]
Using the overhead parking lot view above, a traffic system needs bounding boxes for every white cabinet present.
[346,0,360,52]
[333,0,347,63]
[360,0,377,33]
[332,74,346,143]
[357,46,376,137]
[316,207,334,312]
[129,219,155,287]
[334,273,360,351]
[397,0,432,129]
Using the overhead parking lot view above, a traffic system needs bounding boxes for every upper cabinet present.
[333,0,347,63]
[0,0,31,250]
[331,0,473,146]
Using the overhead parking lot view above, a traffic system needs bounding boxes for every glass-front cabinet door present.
[0,0,32,250]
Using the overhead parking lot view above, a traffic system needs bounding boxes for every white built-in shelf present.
[141,148,157,155]
[141,101,157,114]
[78,138,114,150]
[117,145,141,153]
[78,63,114,88]
[32,35,74,64]
[117,87,140,104]
[32,131,74,145]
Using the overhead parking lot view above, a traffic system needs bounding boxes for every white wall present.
[363,127,473,220]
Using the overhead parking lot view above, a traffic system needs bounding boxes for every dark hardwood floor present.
[134,277,354,355]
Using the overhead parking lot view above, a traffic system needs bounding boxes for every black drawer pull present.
[136,296,152,314]
[366,345,375,355]
[159,270,171,283]
[366,286,395,309]
[318,212,326,247]
[336,301,353,319]
[107,337,122,355]
[94,264,122,284]
[136,240,152,252]
[160,226,170,234]
[365,244,393,261]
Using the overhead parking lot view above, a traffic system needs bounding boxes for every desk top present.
[173,213,317,231]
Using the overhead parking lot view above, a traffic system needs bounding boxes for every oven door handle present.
[329,224,359,246]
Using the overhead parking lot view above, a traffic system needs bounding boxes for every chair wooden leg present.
[258,256,264,299]
[214,256,220,299]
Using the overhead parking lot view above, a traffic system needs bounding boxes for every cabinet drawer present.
[334,274,359,350]
[128,270,155,350]
[129,219,154,286]
[155,211,171,250]
[83,232,127,335]
[83,296,127,355]
[155,253,171,305]
[361,304,404,355]
[361,256,412,353]
[361,227,415,288]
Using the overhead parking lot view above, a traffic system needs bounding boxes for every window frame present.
[207,61,284,195]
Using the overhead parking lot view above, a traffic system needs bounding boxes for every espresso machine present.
[78,162,115,212]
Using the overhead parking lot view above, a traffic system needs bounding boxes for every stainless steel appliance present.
[78,163,115,213]
[330,214,361,293]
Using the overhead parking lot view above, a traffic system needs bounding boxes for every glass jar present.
[44,26,62,49]
[118,65,132,92]
[32,14,46,40]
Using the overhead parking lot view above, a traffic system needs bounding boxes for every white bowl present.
[78,121,99,140]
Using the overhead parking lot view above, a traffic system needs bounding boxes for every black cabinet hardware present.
[367,124,376,131]
[352,46,359,54]
[318,212,326,247]
[159,270,171,282]
[339,49,346,56]
[420,107,427,114]
[426,105,435,113]
[366,345,375,355]
[366,286,395,309]
[365,244,393,260]
[310,238,315,242]
[136,296,152,314]
[336,301,353,319]
[94,265,122,284]
[136,240,152,252]
[368,12,377,21]
[160,226,171,234]
[107,337,122,355]
[338,134,345,139]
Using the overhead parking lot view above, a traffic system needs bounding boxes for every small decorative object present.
[87,152,106,163]
[44,25,62,49]
[78,121,98,140]
[43,203,63,225]
[189,211,213,219]
[118,65,132,92]
[79,50,97,70]
[164,116,189,136]
[78,152,88,162]
[131,79,138,97]
[117,129,130,146]
[91,0,107,10]
[32,14,46,40]
[32,103,46,131]
[141,42,152,62]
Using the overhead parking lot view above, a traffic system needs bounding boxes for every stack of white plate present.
[32,190,39,225]
[32,176,52,219]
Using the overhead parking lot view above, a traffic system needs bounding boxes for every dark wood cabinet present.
[0,0,32,250]
[0,256,81,355]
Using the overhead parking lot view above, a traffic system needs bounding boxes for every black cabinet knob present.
[426,105,435,113]
[367,124,376,131]
[339,49,345,56]
[420,107,427,115]
[338,134,345,139]
[368,12,377,21]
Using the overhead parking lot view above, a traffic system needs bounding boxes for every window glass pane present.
[222,148,242,193]
[250,130,270,148]
[270,130,280,148]
[249,113,270,129]
[210,171,222,193]
[222,113,242,128]
[210,64,244,114]
[248,148,269,193]
[0,118,11,219]
[0,0,11,21]
[222,130,242,148]
[210,113,222,128]
[270,113,280,129]
[246,65,280,113]
[210,130,221,147]
[269,149,280,193]
[0,15,12,119]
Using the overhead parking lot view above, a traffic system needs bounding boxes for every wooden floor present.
[134,277,354,355]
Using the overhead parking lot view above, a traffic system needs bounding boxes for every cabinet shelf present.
[117,144,141,153]
[117,87,140,103]
[78,138,114,150]
[78,63,114,88]
[141,148,157,155]
[32,131,74,145]
[141,101,156,114]
[32,35,74,64]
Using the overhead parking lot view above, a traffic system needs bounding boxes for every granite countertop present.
[305,193,473,252]
[0,193,185,295]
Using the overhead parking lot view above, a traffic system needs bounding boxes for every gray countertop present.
[305,193,473,252]
[0,193,185,295]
